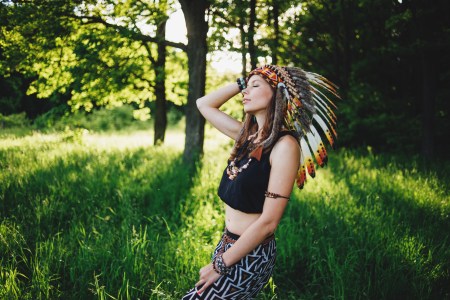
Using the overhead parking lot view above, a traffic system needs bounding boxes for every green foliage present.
[0,130,448,299]
[165,49,189,107]
[32,105,152,132]
[278,0,450,156]
[71,106,142,132]
[0,112,29,128]
[1,104,183,136]
[277,148,450,299]
[1,0,186,121]
[0,221,29,299]
[65,27,154,111]
[209,0,297,72]
[0,76,23,114]
[3,0,449,158]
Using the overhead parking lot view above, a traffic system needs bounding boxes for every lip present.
[243,98,250,104]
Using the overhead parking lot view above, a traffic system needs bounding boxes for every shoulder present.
[270,133,300,164]
[273,134,300,153]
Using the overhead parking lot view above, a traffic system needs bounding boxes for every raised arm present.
[196,82,243,140]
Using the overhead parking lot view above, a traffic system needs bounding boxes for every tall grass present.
[0,129,449,299]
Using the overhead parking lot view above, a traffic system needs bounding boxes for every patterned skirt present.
[181,228,277,300]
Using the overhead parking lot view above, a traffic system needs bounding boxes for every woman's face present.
[242,75,274,115]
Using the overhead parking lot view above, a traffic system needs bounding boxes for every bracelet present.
[213,254,231,275]
[237,77,246,91]
[212,260,219,274]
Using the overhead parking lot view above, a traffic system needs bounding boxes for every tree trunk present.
[420,52,436,159]
[239,18,247,76]
[411,0,437,159]
[337,0,351,94]
[153,18,168,145]
[179,0,209,161]
[248,0,257,69]
[271,0,279,65]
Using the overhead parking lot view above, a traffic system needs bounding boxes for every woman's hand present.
[195,263,221,294]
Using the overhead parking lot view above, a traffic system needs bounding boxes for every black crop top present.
[218,131,295,213]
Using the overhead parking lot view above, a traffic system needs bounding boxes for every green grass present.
[0,128,449,299]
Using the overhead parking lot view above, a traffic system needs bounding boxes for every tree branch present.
[66,14,187,51]
[211,9,239,28]
[142,41,156,65]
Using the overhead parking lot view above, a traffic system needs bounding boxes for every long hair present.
[229,91,277,161]
[227,64,340,189]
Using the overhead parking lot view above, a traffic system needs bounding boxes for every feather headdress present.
[246,65,340,189]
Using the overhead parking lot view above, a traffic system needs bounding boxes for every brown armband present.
[265,191,290,200]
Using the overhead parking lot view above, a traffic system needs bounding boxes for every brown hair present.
[229,91,277,161]
[228,64,340,189]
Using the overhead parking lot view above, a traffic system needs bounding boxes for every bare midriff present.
[225,204,261,236]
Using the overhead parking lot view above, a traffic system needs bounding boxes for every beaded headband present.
[248,66,283,89]
[246,64,340,189]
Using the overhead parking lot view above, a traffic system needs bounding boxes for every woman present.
[182,65,339,299]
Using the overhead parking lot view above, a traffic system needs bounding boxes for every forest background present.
[1,0,449,299]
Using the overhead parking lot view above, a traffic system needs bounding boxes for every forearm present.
[196,82,243,140]
[221,218,275,267]
[196,82,240,110]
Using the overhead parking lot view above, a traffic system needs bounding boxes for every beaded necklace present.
[226,131,261,180]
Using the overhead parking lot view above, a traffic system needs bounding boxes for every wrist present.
[212,253,231,275]
[236,77,246,91]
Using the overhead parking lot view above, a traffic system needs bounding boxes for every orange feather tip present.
[330,126,338,139]
[306,158,316,178]
[313,150,324,167]
[318,144,328,165]
[296,167,307,189]
[325,132,335,149]
[318,143,327,155]
[296,179,305,189]
[287,103,292,111]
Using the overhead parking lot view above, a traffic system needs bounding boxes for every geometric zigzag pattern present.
[182,230,277,299]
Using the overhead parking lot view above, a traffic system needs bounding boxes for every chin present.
[244,107,264,115]
[244,106,257,114]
